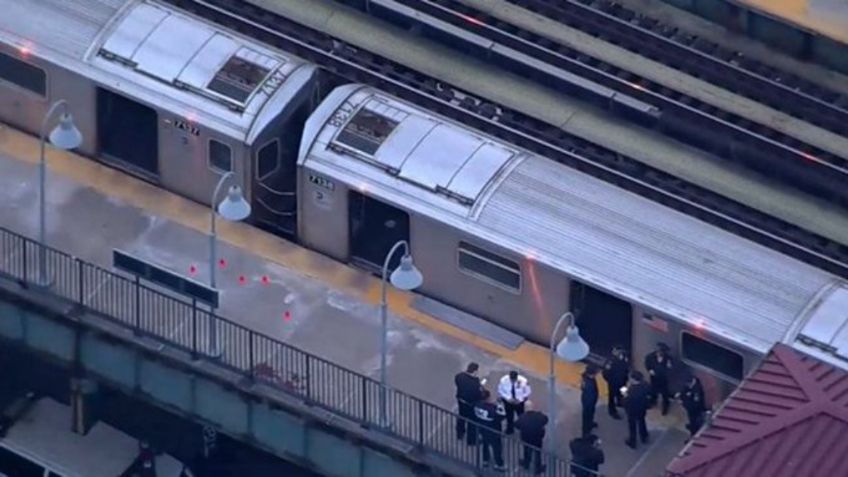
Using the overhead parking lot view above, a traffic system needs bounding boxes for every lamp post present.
[548,311,589,452]
[208,171,251,356]
[379,240,423,426]
[38,100,82,285]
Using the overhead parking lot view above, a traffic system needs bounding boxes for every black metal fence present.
[0,226,599,476]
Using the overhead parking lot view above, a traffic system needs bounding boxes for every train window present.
[208,53,271,103]
[335,108,400,155]
[457,241,521,292]
[0,51,46,96]
[256,139,280,180]
[681,332,744,381]
[208,139,232,172]
[0,446,46,477]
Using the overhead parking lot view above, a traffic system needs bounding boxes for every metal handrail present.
[0,225,599,476]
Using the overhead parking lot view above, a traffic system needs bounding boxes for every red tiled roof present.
[666,344,848,477]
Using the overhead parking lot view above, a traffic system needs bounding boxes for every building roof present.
[666,344,848,477]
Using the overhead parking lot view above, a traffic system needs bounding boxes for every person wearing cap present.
[676,374,708,437]
[497,370,531,435]
[455,362,485,445]
[473,390,507,471]
[644,342,674,415]
[515,401,548,475]
[602,345,630,420]
[569,434,605,477]
[580,364,600,437]
[623,371,651,449]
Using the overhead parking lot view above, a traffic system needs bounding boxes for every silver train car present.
[2,0,846,402]
[0,0,319,237]
[298,84,848,400]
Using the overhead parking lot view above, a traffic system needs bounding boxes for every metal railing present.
[0,225,599,476]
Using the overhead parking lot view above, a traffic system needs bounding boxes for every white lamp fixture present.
[48,113,82,150]
[555,323,590,362]
[389,255,423,291]
[216,185,251,221]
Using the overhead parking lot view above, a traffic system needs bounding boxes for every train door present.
[96,88,158,178]
[348,191,410,273]
[570,281,633,359]
[252,101,312,240]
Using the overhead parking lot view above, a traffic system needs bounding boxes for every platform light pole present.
[379,240,423,426]
[548,311,589,452]
[38,99,82,285]
[208,171,251,357]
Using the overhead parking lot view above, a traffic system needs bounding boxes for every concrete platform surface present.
[0,124,689,475]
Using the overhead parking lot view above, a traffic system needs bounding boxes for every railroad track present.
[356,0,848,206]
[163,0,848,279]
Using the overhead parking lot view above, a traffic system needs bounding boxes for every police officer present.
[602,345,629,420]
[515,401,548,475]
[677,374,708,437]
[497,370,531,435]
[454,362,485,445]
[580,364,600,436]
[644,342,673,415]
[569,434,605,477]
[473,390,507,471]
[623,371,651,449]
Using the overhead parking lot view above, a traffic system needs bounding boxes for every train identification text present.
[173,119,200,136]
[309,174,336,191]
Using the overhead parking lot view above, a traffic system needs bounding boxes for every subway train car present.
[297,83,847,402]
[0,0,319,237]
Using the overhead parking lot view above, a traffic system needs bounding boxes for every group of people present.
[454,342,710,475]
[599,343,709,449]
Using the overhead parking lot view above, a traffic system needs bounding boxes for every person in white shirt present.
[497,370,532,434]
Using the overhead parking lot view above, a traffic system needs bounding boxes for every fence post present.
[305,354,312,401]
[21,237,28,285]
[77,259,84,304]
[248,331,255,382]
[133,276,141,335]
[417,400,424,446]
[361,375,368,423]
[191,300,198,360]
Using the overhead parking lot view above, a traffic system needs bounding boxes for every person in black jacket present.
[623,371,651,449]
[677,374,708,437]
[644,342,674,415]
[454,362,485,445]
[473,390,506,471]
[515,401,548,475]
[569,434,605,477]
[602,346,629,420]
[580,364,600,436]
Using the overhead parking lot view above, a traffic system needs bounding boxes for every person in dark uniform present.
[644,342,674,415]
[473,390,507,471]
[580,364,600,436]
[515,401,548,475]
[569,434,605,477]
[623,371,651,449]
[454,362,485,445]
[602,345,629,420]
[677,374,708,438]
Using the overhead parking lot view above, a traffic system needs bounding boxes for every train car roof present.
[300,84,841,354]
[0,0,316,143]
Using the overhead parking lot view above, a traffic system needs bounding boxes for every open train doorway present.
[348,191,410,274]
[96,88,159,178]
[570,281,633,360]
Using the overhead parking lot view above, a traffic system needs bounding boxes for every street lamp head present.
[555,324,590,362]
[217,185,251,221]
[389,254,423,291]
[48,113,82,150]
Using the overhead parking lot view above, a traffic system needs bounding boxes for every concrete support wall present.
[0,294,448,477]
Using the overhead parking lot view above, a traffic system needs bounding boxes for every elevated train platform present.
[660,0,848,74]
[0,123,686,475]
[249,0,848,250]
